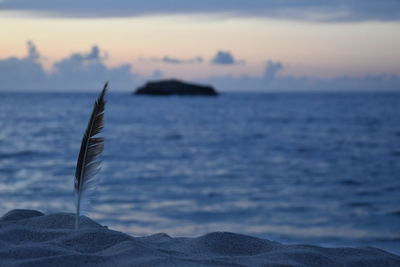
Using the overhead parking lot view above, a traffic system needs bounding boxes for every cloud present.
[149,69,163,80]
[264,61,284,80]
[162,56,203,64]
[49,46,140,91]
[0,1,399,22]
[52,45,106,75]
[26,40,41,61]
[202,60,400,92]
[0,43,399,92]
[211,51,234,65]
[211,50,243,65]
[84,45,102,60]
[145,56,203,64]
[0,42,46,89]
[0,42,142,91]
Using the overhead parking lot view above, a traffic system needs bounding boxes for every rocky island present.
[134,79,218,96]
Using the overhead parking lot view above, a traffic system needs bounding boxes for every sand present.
[0,209,399,267]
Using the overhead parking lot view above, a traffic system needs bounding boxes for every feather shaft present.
[74,82,108,229]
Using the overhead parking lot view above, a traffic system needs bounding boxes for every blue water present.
[0,92,399,254]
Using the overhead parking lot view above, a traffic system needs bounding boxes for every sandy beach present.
[0,209,399,267]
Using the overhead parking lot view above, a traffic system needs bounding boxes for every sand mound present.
[0,209,399,266]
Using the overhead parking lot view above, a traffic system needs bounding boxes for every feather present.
[74,82,108,229]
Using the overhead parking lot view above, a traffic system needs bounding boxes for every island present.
[134,79,218,96]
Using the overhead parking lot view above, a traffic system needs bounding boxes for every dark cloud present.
[0,0,399,22]
[146,56,203,64]
[211,51,243,65]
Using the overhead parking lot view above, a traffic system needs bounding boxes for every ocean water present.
[0,92,399,254]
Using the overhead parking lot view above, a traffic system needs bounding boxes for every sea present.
[0,92,399,254]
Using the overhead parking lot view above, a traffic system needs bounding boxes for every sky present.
[0,0,400,92]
